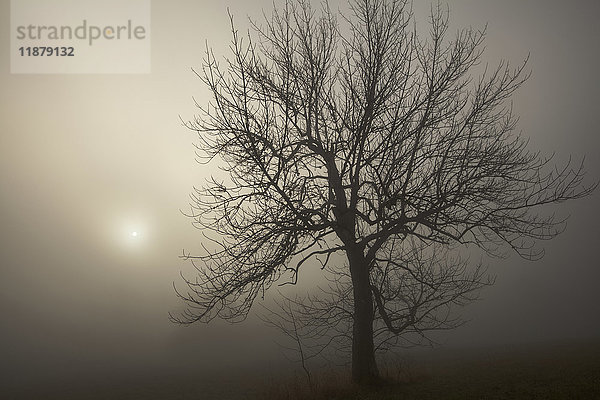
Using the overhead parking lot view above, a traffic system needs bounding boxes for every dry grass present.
[259,341,600,400]
[4,341,599,399]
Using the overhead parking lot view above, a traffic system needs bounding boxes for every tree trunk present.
[348,247,380,385]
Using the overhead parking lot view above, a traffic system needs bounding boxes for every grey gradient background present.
[1,0,599,391]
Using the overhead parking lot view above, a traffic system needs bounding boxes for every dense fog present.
[1,0,599,395]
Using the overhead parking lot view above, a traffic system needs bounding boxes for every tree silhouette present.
[172,0,595,384]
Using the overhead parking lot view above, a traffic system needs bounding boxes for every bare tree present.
[172,0,596,384]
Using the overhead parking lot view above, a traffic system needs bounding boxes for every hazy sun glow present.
[107,213,153,251]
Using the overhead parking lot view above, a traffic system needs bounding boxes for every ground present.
[3,340,599,399]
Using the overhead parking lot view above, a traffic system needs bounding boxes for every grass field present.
[261,341,600,400]
[4,341,599,399]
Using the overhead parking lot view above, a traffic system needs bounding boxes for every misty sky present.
[1,0,599,386]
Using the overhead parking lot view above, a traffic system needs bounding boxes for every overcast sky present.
[1,0,599,388]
